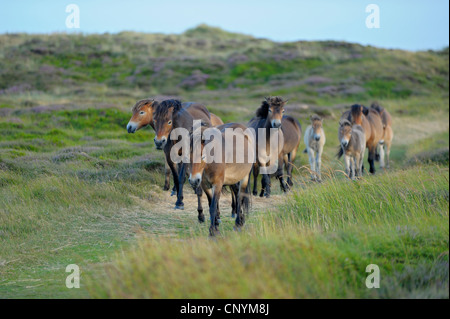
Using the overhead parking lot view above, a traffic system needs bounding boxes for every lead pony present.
[249,97,301,197]
[371,102,394,169]
[153,99,214,209]
[340,104,383,174]
[126,99,223,192]
[188,123,254,236]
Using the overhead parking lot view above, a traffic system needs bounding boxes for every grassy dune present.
[0,26,448,298]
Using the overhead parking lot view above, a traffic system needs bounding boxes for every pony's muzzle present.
[271,120,282,128]
[314,134,321,141]
[189,173,202,188]
[341,139,349,148]
[127,122,137,133]
[154,137,167,150]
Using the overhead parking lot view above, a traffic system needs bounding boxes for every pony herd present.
[126,97,393,236]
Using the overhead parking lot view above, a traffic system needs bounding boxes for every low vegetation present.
[0,26,448,298]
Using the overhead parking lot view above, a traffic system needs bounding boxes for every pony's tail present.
[336,146,344,159]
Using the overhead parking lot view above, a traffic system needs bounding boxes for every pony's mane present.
[310,114,322,122]
[255,96,287,118]
[132,99,157,113]
[154,99,183,119]
[350,104,362,117]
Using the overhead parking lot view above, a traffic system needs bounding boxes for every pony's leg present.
[276,154,288,193]
[163,159,171,191]
[379,142,386,169]
[234,182,245,230]
[166,153,181,208]
[344,154,351,179]
[316,146,323,182]
[230,184,238,219]
[196,186,205,223]
[252,163,259,196]
[286,153,294,187]
[174,163,186,209]
[209,185,222,236]
[385,140,392,169]
[350,157,356,180]
[368,145,377,175]
[354,153,361,178]
[307,148,316,181]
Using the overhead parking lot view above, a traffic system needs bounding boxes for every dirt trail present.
[128,186,285,237]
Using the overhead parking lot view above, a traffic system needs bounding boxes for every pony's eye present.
[168,120,172,125]
[139,111,145,115]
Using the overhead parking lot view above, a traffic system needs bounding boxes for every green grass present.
[87,166,449,298]
[0,26,448,298]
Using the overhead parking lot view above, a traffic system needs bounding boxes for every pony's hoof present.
[174,204,184,210]
[198,214,205,223]
[163,186,170,191]
[170,190,176,196]
[231,213,236,218]
[252,191,258,196]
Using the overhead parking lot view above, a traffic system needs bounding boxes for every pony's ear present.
[362,106,369,116]
[283,99,289,105]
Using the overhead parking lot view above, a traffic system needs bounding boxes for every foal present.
[188,123,254,236]
[337,120,366,180]
[303,115,326,182]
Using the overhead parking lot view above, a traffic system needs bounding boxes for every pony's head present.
[310,114,323,141]
[339,119,353,148]
[188,124,210,189]
[370,102,384,115]
[153,99,182,150]
[350,104,369,125]
[256,96,288,128]
[127,99,158,133]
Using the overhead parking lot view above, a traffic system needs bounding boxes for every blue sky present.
[0,0,448,51]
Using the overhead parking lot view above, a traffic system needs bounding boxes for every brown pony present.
[249,96,300,197]
[188,123,254,236]
[340,104,383,174]
[153,100,213,209]
[371,102,394,169]
[127,99,224,191]
[338,120,366,179]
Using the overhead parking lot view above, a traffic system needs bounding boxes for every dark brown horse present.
[153,100,213,209]
[188,123,254,236]
[127,99,224,192]
[340,104,383,174]
[249,97,301,197]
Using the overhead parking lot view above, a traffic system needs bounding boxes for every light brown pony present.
[127,99,224,191]
[340,104,383,174]
[249,97,301,197]
[188,123,254,236]
[153,99,213,209]
[371,102,394,169]
[337,120,366,179]
[303,115,326,182]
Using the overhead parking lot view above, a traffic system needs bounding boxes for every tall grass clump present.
[88,166,449,299]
